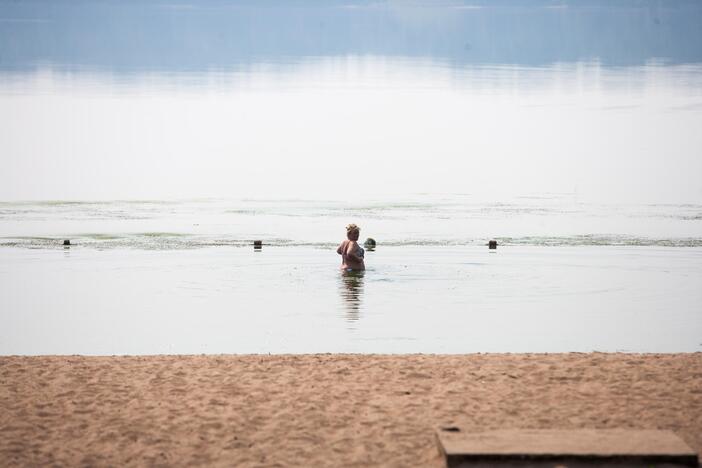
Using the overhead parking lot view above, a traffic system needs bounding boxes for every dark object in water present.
[488,240,497,250]
[253,240,262,251]
[364,238,376,251]
[63,239,71,246]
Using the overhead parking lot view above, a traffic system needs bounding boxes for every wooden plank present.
[436,428,699,467]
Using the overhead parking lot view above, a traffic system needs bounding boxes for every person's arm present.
[337,240,347,255]
[345,242,363,262]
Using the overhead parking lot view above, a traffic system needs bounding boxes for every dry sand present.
[1,353,701,467]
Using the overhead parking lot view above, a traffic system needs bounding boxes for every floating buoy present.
[63,239,71,246]
[488,240,497,250]
[364,238,376,250]
[253,240,262,251]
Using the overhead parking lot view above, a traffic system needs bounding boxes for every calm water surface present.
[1,0,701,354]
[2,244,701,354]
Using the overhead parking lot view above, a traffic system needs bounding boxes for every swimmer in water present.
[337,223,365,271]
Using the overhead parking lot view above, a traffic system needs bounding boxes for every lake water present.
[1,0,701,354]
[1,198,701,354]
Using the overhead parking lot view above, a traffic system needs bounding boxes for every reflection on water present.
[339,270,365,324]
[2,245,701,354]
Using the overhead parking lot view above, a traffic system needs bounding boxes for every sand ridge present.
[1,353,701,467]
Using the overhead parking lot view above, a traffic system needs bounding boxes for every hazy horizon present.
[2,0,702,204]
[2,58,702,203]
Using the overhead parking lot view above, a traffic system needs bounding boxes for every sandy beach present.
[1,353,701,467]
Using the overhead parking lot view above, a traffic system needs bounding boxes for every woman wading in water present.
[337,224,365,271]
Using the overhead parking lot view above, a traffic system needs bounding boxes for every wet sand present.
[1,353,701,467]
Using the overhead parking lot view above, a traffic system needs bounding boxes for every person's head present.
[346,223,360,241]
